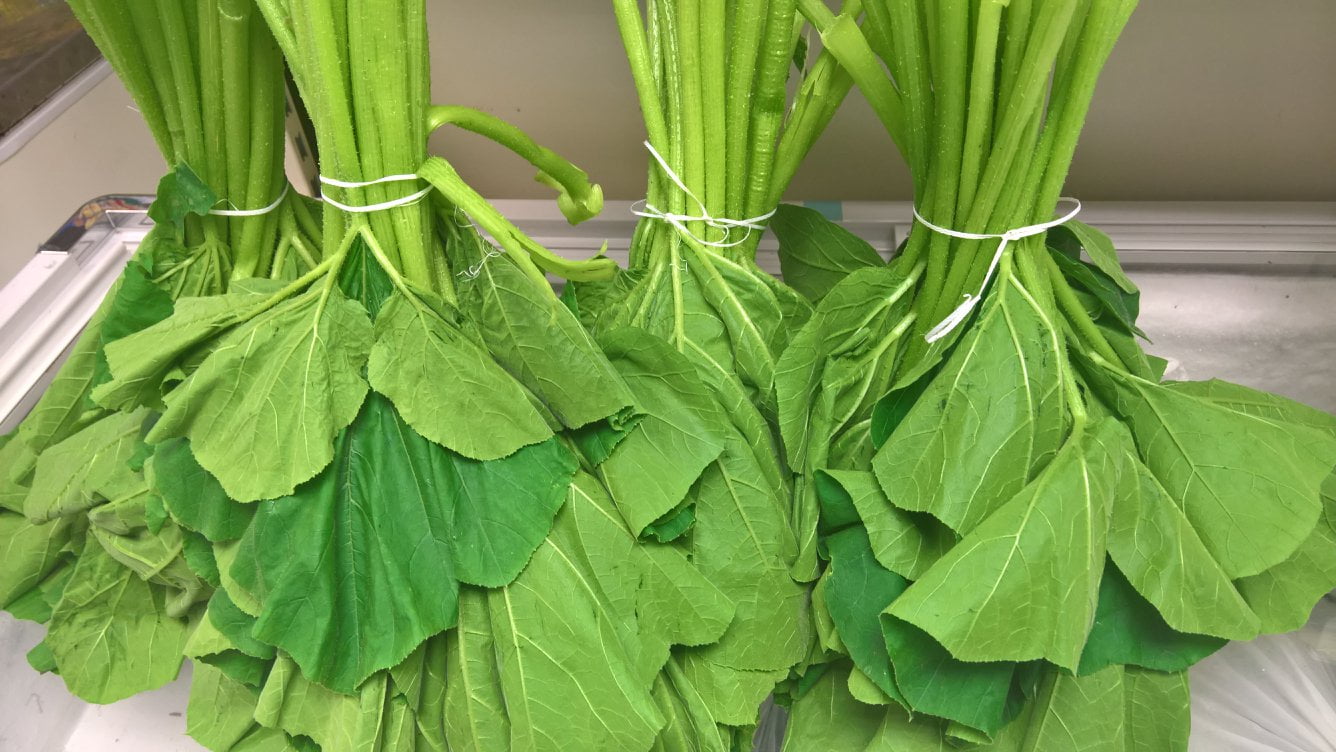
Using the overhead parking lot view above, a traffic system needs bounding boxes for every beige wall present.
[428,0,1336,203]
[2,0,1333,288]
[0,74,164,286]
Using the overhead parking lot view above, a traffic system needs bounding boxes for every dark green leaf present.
[151,437,255,542]
[229,393,575,693]
[336,237,395,317]
[1048,220,1137,294]
[822,526,909,706]
[1049,249,1144,337]
[880,612,1017,738]
[643,504,696,543]
[1077,562,1225,675]
[27,640,57,673]
[148,163,217,228]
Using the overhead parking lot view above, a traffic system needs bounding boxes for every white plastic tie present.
[915,197,1082,344]
[319,173,432,214]
[632,141,776,248]
[208,184,289,217]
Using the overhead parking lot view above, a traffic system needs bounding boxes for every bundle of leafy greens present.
[770,0,1336,748]
[0,0,313,707]
[557,0,881,744]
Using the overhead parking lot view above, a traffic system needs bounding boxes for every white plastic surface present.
[1190,598,1336,752]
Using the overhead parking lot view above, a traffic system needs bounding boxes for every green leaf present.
[669,653,786,727]
[771,204,884,302]
[189,591,275,689]
[873,274,1066,534]
[1123,668,1191,752]
[94,287,282,411]
[986,666,1125,751]
[888,420,1124,670]
[148,287,373,502]
[1104,426,1261,640]
[369,289,554,460]
[1236,475,1336,633]
[27,640,57,673]
[776,263,915,471]
[15,316,105,457]
[643,504,696,543]
[566,473,734,658]
[24,409,148,522]
[780,663,903,752]
[209,588,277,661]
[822,469,952,579]
[1089,364,1336,578]
[1,432,37,512]
[45,542,190,703]
[1048,220,1137,294]
[1077,562,1225,676]
[187,664,296,752]
[148,163,218,228]
[461,237,635,431]
[594,328,727,534]
[689,425,810,672]
[446,473,733,751]
[229,393,574,693]
[143,494,167,534]
[649,669,733,752]
[255,655,415,752]
[92,233,178,390]
[0,512,72,609]
[150,437,255,542]
[811,470,861,533]
[686,254,788,405]
[868,357,943,449]
[181,531,221,587]
[1166,378,1336,433]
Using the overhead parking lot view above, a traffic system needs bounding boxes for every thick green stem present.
[426,105,604,225]
[742,0,800,226]
[723,0,768,219]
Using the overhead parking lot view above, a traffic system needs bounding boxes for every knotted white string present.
[632,141,776,248]
[319,173,432,214]
[915,197,1083,343]
[458,248,503,280]
[208,184,290,217]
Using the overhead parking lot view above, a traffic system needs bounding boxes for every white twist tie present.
[632,141,776,249]
[915,197,1082,344]
[319,173,432,214]
[209,184,290,217]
